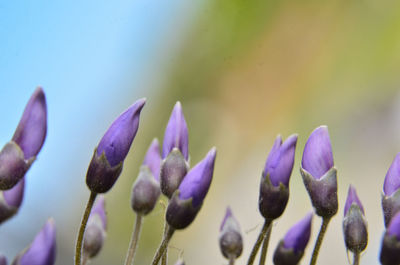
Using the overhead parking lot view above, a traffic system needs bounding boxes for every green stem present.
[124,214,143,265]
[247,219,273,265]
[258,220,273,265]
[309,217,331,265]
[229,255,235,265]
[151,226,175,265]
[75,192,97,265]
[161,222,168,265]
[353,252,360,265]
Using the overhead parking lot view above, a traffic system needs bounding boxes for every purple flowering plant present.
[2,88,400,265]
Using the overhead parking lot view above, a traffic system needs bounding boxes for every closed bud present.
[166,148,216,229]
[219,207,243,260]
[343,186,368,253]
[12,219,56,265]
[273,213,313,265]
[131,166,161,215]
[83,196,107,259]
[86,99,145,193]
[160,148,188,198]
[0,179,25,224]
[380,212,400,265]
[382,153,400,227]
[259,135,297,220]
[301,126,338,218]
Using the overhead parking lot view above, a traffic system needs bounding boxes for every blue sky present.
[0,0,200,259]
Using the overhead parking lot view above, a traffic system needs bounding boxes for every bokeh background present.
[1,1,400,264]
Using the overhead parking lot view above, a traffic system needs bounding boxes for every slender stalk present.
[124,214,143,265]
[309,217,331,265]
[161,222,168,265]
[229,255,235,265]
[258,220,273,265]
[151,226,175,265]
[75,192,97,265]
[247,219,273,265]
[353,252,360,265]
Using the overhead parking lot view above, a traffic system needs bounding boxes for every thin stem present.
[353,252,360,265]
[124,214,143,265]
[247,219,273,265]
[309,217,331,265]
[258,220,273,265]
[75,192,97,265]
[161,221,168,265]
[229,255,235,265]
[151,226,175,265]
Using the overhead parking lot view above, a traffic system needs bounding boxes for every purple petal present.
[19,219,56,265]
[220,207,241,232]
[162,102,189,160]
[97,98,146,167]
[220,207,233,231]
[3,178,25,208]
[91,196,107,229]
[12,87,47,159]
[388,211,400,240]
[179,147,216,207]
[344,185,364,216]
[264,134,298,187]
[283,212,313,253]
[143,139,161,181]
[302,126,334,179]
[383,153,400,196]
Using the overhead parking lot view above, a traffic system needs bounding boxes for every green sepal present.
[382,188,400,227]
[166,190,201,230]
[273,240,304,265]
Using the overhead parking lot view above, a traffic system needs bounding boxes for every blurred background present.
[1,0,400,264]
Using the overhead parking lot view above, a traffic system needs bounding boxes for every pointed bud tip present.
[143,138,161,181]
[283,212,313,252]
[344,185,364,215]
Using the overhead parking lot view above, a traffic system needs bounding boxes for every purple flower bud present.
[162,102,189,160]
[86,99,146,193]
[384,154,400,196]
[219,207,243,260]
[283,213,313,253]
[12,87,47,160]
[178,147,216,207]
[344,185,364,216]
[13,219,56,265]
[343,186,368,253]
[131,166,161,215]
[263,134,297,187]
[143,139,161,181]
[380,212,400,265]
[300,126,338,218]
[166,148,216,230]
[160,148,188,198]
[0,179,25,224]
[302,126,333,179]
[0,254,7,265]
[83,196,107,259]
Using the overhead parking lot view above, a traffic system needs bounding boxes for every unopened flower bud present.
[160,148,188,198]
[166,148,216,229]
[83,196,107,259]
[343,186,368,253]
[259,135,297,220]
[0,88,47,190]
[0,179,24,224]
[382,153,400,227]
[86,99,146,193]
[380,212,400,265]
[219,207,243,260]
[300,126,338,218]
[12,219,56,265]
[273,213,313,265]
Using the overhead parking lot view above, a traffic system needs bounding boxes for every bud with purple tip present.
[160,102,189,198]
[273,213,313,265]
[382,153,400,227]
[380,212,400,265]
[343,186,368,254]
[0,179,25,224]
[0,88,47,190]
[219,207,243,260]
[0,254,7,265]
[86,99,146,193]
[166,147,216,229]
[131,139,161,215]
[259,134,297,220]
[83,196,107,259]
[300,126,338,218]
[12,218,56,265]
